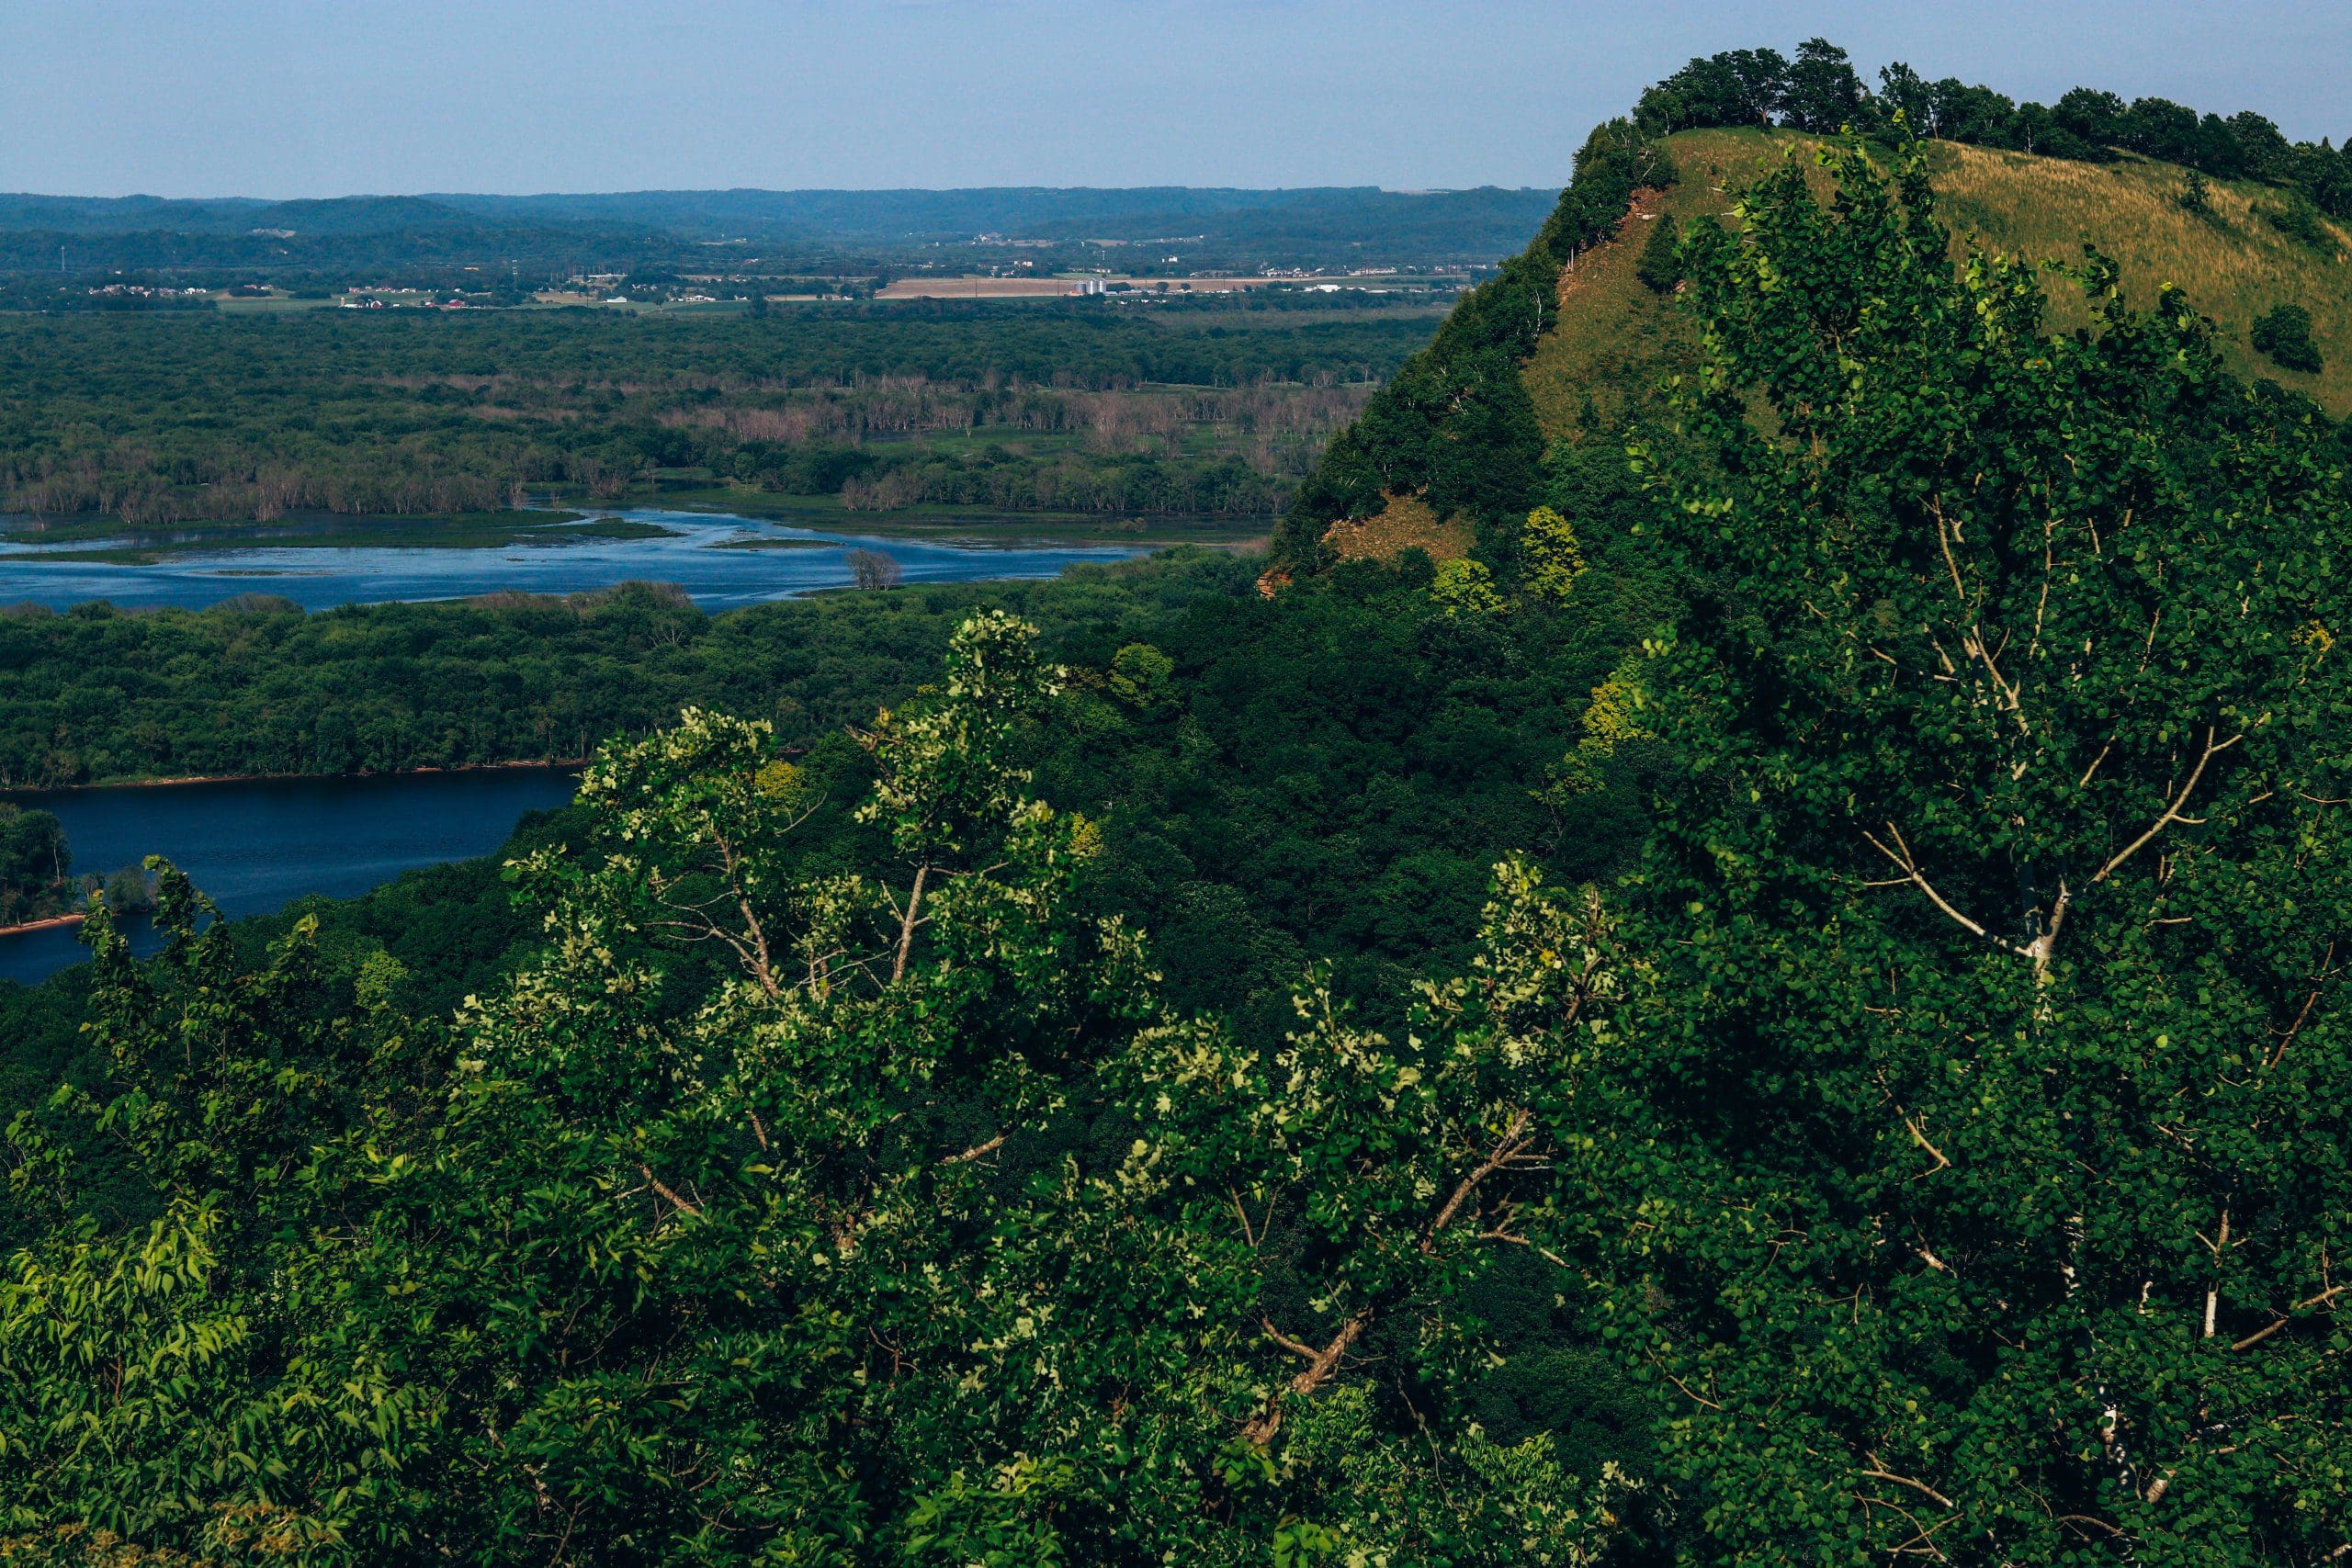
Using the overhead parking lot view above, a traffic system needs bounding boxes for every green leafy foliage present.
[2253,301,2325,373]
[1520,506,1589,603]
[0,616,1660,1564]
[1560,136,2352,1562]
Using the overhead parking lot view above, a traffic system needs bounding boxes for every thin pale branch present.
[1245,1311,1372,1445]
[1422,1107,1544,1252]
[635,1161,703,1219]
[891,863,932,984]
[2267,987,2322,1069]
[1479,1230,1570,1269]
[1903,1114,1952,1173]
[938,1133,1006,1168]
[2230,1282,2349,1352]
[1861,823,2018,954]
[1859,1466,1955,1511]
[2095,728,2240,886]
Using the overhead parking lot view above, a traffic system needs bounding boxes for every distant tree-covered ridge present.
[0,185,1561,278]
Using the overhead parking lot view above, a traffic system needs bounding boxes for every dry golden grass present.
[1521,128,2351,434]
[1521,128,1786,438]
[1930,141,2348,406]
[1323,492,1474,563]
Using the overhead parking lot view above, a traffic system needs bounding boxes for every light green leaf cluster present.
[1430,558,1507,617]
[1519,507,1588,604]
[0,615,1644,1565]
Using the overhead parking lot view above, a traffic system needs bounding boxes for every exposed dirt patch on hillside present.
[1321,492,1475,564]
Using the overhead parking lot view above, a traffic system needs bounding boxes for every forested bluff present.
[4,40,2352,1567]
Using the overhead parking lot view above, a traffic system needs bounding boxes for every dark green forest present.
[6,43,2352,1567]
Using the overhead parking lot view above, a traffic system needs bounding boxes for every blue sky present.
[1,1,2345,197]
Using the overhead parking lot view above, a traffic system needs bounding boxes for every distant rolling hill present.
[0,186,1561,276]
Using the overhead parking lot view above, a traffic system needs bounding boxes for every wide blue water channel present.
[0,506,1152,612]
[0,768,581,986]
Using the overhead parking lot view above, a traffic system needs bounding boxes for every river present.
[0,504,1216,983]
[0,767,581,986]
[0,505,1170,612]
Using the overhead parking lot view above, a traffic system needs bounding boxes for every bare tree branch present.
[891,863,931,984]
[2230,1282,2349,1352]
[1859,1464,1955,1511]
[1903,1113,1952,1173]
[938,1133,1006,1168]
[1479,1230,1570,1269]
[636,1161,703,1219]
[1861,823,2021,954]
[1245,1311,1373,1446]
[1421,1107,1544,1252]
[2095,728,2241,886]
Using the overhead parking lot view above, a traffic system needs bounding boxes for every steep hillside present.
[1524,127,2352,444]
[1275,47,2352,579]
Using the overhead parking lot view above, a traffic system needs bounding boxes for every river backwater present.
[0,505,1175,612]
[0,504,1232,983]
[0,767,581,986]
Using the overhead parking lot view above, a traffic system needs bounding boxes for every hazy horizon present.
[3,0,2346,200]
[0,182,1557,204]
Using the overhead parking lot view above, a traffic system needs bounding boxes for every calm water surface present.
[0,506,1178,982]
[0,768,580,986]
[0,506,1154,611]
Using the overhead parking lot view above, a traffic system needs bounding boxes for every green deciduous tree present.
[1781,38,1869,134]
[1566,136,2352,1561]
[1,614,1658,1565]
[1521,505,1589,603]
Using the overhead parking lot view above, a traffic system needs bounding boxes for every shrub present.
[2266,197,2336,252]
[1634,211,1684,292]
[2251,302,2324,372]
[843,547,903,590]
